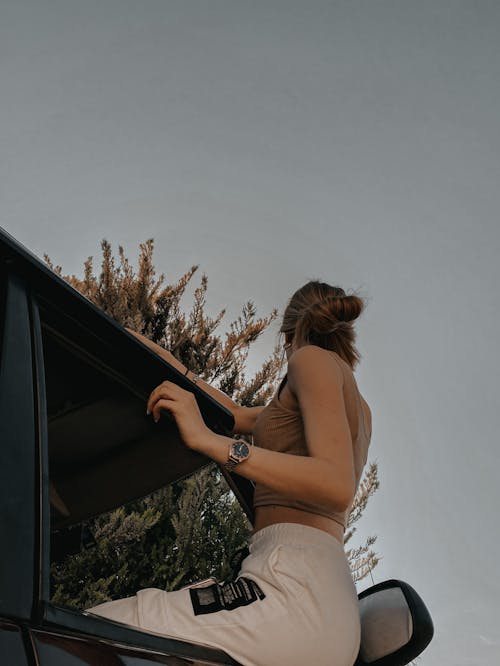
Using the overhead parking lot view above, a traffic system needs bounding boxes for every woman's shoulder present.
[289,344,344,366]
[287,345,344,383]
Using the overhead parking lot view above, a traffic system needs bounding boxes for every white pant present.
[85,522,361,666]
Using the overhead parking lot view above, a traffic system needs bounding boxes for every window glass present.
[39,309,249,616]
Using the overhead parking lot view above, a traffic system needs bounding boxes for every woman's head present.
[280,280,365,369]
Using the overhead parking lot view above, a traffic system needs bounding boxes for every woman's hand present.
[146,380,214,453]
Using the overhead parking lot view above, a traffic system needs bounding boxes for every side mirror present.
[355,579,434,666]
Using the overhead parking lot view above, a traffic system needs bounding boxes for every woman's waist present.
[252,505,345,546]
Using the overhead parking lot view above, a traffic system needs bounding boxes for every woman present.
[85,280,372,666]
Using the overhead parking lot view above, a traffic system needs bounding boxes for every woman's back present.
[252,348,372,542]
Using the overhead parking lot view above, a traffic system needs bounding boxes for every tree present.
[344,462,380,583]
[45,239,380,610]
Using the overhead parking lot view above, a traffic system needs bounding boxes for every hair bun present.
[325,293,364,323]
[280,280,366,369]
[302,299,346,336]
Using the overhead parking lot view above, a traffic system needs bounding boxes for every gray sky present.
[2,1,499,663]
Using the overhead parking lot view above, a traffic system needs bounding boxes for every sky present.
[1,1,499,663]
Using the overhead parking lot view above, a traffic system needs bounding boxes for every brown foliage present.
[45,238,380,605]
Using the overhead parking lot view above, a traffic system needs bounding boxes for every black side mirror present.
[355,579,434,666]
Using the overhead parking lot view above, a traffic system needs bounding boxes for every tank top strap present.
[277,374,288,400]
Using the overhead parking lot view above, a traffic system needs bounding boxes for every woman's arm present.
[126,327,264,434]
[147,345,355,513]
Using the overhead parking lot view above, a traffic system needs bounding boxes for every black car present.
[0,226,433,666]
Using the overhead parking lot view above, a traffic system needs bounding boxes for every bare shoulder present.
[288,344,343,372]
[287,345,343,391]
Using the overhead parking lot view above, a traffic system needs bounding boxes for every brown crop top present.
[252,351,371,530]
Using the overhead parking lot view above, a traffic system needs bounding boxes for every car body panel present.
[0,620,31,666]
[0,272,37,620]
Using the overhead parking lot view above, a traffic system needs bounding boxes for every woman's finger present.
[151,397,177,422]
[146,382,194,414]
[146,380,179,414]
[149,383,197,421]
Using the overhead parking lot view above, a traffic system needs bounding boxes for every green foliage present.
[50,468,251,609]
[45,238,380,609]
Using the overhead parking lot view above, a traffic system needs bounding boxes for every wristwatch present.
[224,440,252,472]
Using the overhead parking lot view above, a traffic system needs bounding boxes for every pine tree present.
[45,239,380,609]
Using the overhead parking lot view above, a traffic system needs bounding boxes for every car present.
[0,225,433,666]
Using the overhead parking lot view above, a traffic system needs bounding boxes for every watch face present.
[232,441,250,459]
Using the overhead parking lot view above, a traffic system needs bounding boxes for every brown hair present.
[280,280,365,369]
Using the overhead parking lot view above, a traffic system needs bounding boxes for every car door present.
[0,226,242,666]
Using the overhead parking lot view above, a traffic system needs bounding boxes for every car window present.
[36,302,249,627]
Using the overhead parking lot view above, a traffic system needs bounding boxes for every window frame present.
[0,272,37,621]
